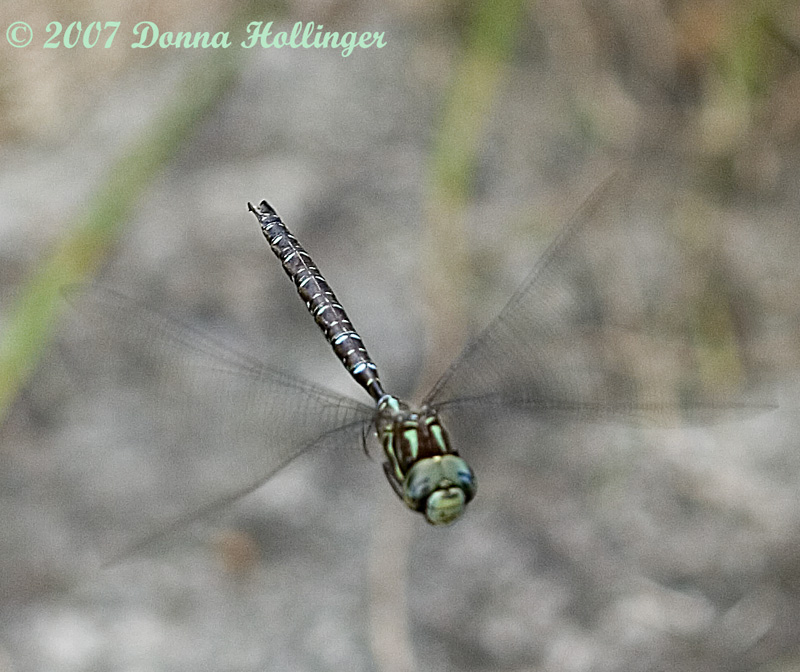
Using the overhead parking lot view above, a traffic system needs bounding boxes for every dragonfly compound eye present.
[403,454,477,526]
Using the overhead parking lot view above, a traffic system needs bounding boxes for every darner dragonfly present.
[68,175,763,557]
[249,200,476,525]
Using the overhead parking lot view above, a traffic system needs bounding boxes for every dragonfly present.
[248,199,476,525]
[66,175,763,559]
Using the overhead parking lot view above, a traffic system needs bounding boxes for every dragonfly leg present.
[382,461,405,501]
[360,422,374,460]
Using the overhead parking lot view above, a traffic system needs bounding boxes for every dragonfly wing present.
[54,287,375,563]
[424,173,771,425]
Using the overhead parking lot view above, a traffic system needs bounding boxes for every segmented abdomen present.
[249,201,385,401]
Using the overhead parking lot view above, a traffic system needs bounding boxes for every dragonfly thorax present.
[375,395,477,526]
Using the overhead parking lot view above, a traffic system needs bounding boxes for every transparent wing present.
[56,287,375,563]
[425,173,771,424]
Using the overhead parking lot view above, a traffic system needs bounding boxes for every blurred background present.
[1,0,800,670]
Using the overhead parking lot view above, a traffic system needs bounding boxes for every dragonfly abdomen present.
[249,200,385,401]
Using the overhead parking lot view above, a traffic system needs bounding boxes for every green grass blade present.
[0,49,241,424]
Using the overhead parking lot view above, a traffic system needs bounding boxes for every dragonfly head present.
[376,396,477,525]
[403,454,477,525]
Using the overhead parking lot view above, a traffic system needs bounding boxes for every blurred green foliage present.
[0,48,241,424]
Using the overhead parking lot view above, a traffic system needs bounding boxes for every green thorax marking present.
[374,395,476,526]
[376,395,453,483]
